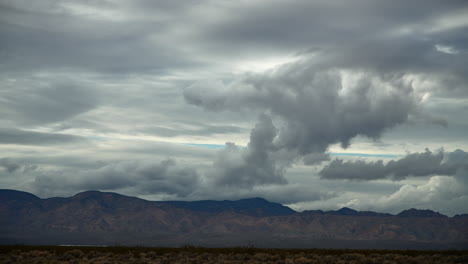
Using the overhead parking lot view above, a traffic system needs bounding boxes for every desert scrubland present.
[1,246,468,264]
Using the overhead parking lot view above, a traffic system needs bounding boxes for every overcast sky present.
[1,0,468,215]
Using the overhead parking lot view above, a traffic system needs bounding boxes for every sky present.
[1,0,468,216]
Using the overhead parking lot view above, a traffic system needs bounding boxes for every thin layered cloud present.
[0,128,87,145]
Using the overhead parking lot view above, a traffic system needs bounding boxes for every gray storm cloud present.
[302,153,331,166]
[211,114,287,188]
[320,149,468,181]
[185,61,424,186]
[185,65,422,154]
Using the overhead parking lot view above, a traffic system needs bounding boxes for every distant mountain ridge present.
[397,208,448,218]
[1,189,467,249]
[0,189,40,201]
[0,189,452,217]
[302,207,394,217]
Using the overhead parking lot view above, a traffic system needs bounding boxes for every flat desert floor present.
[1,245,467,264]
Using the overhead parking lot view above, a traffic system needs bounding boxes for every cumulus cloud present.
[184,60,426,187]
[210,114,287,188]
[320,149,468,181]
[186,65,423,154]
[380,176,466,208]
[343,173,468,216]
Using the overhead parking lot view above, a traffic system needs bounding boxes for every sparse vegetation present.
[1,245,467,264]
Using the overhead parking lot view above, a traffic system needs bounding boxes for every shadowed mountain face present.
[397,208,448,218]
[156,197,295,217]
[1,189,467,249]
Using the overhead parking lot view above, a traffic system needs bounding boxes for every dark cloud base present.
[320,149,468,181]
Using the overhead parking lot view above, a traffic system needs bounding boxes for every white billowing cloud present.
[380,176,462,206]
[369,174,467,216]
[288,172,468,216]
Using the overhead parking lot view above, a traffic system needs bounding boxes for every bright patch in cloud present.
[435,44,459,54]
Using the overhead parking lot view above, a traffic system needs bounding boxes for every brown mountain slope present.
[0,190,467,249]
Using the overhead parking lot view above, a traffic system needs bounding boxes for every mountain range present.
[1,189,467,249]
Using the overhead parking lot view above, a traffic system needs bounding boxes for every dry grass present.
[0,245,467,264]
